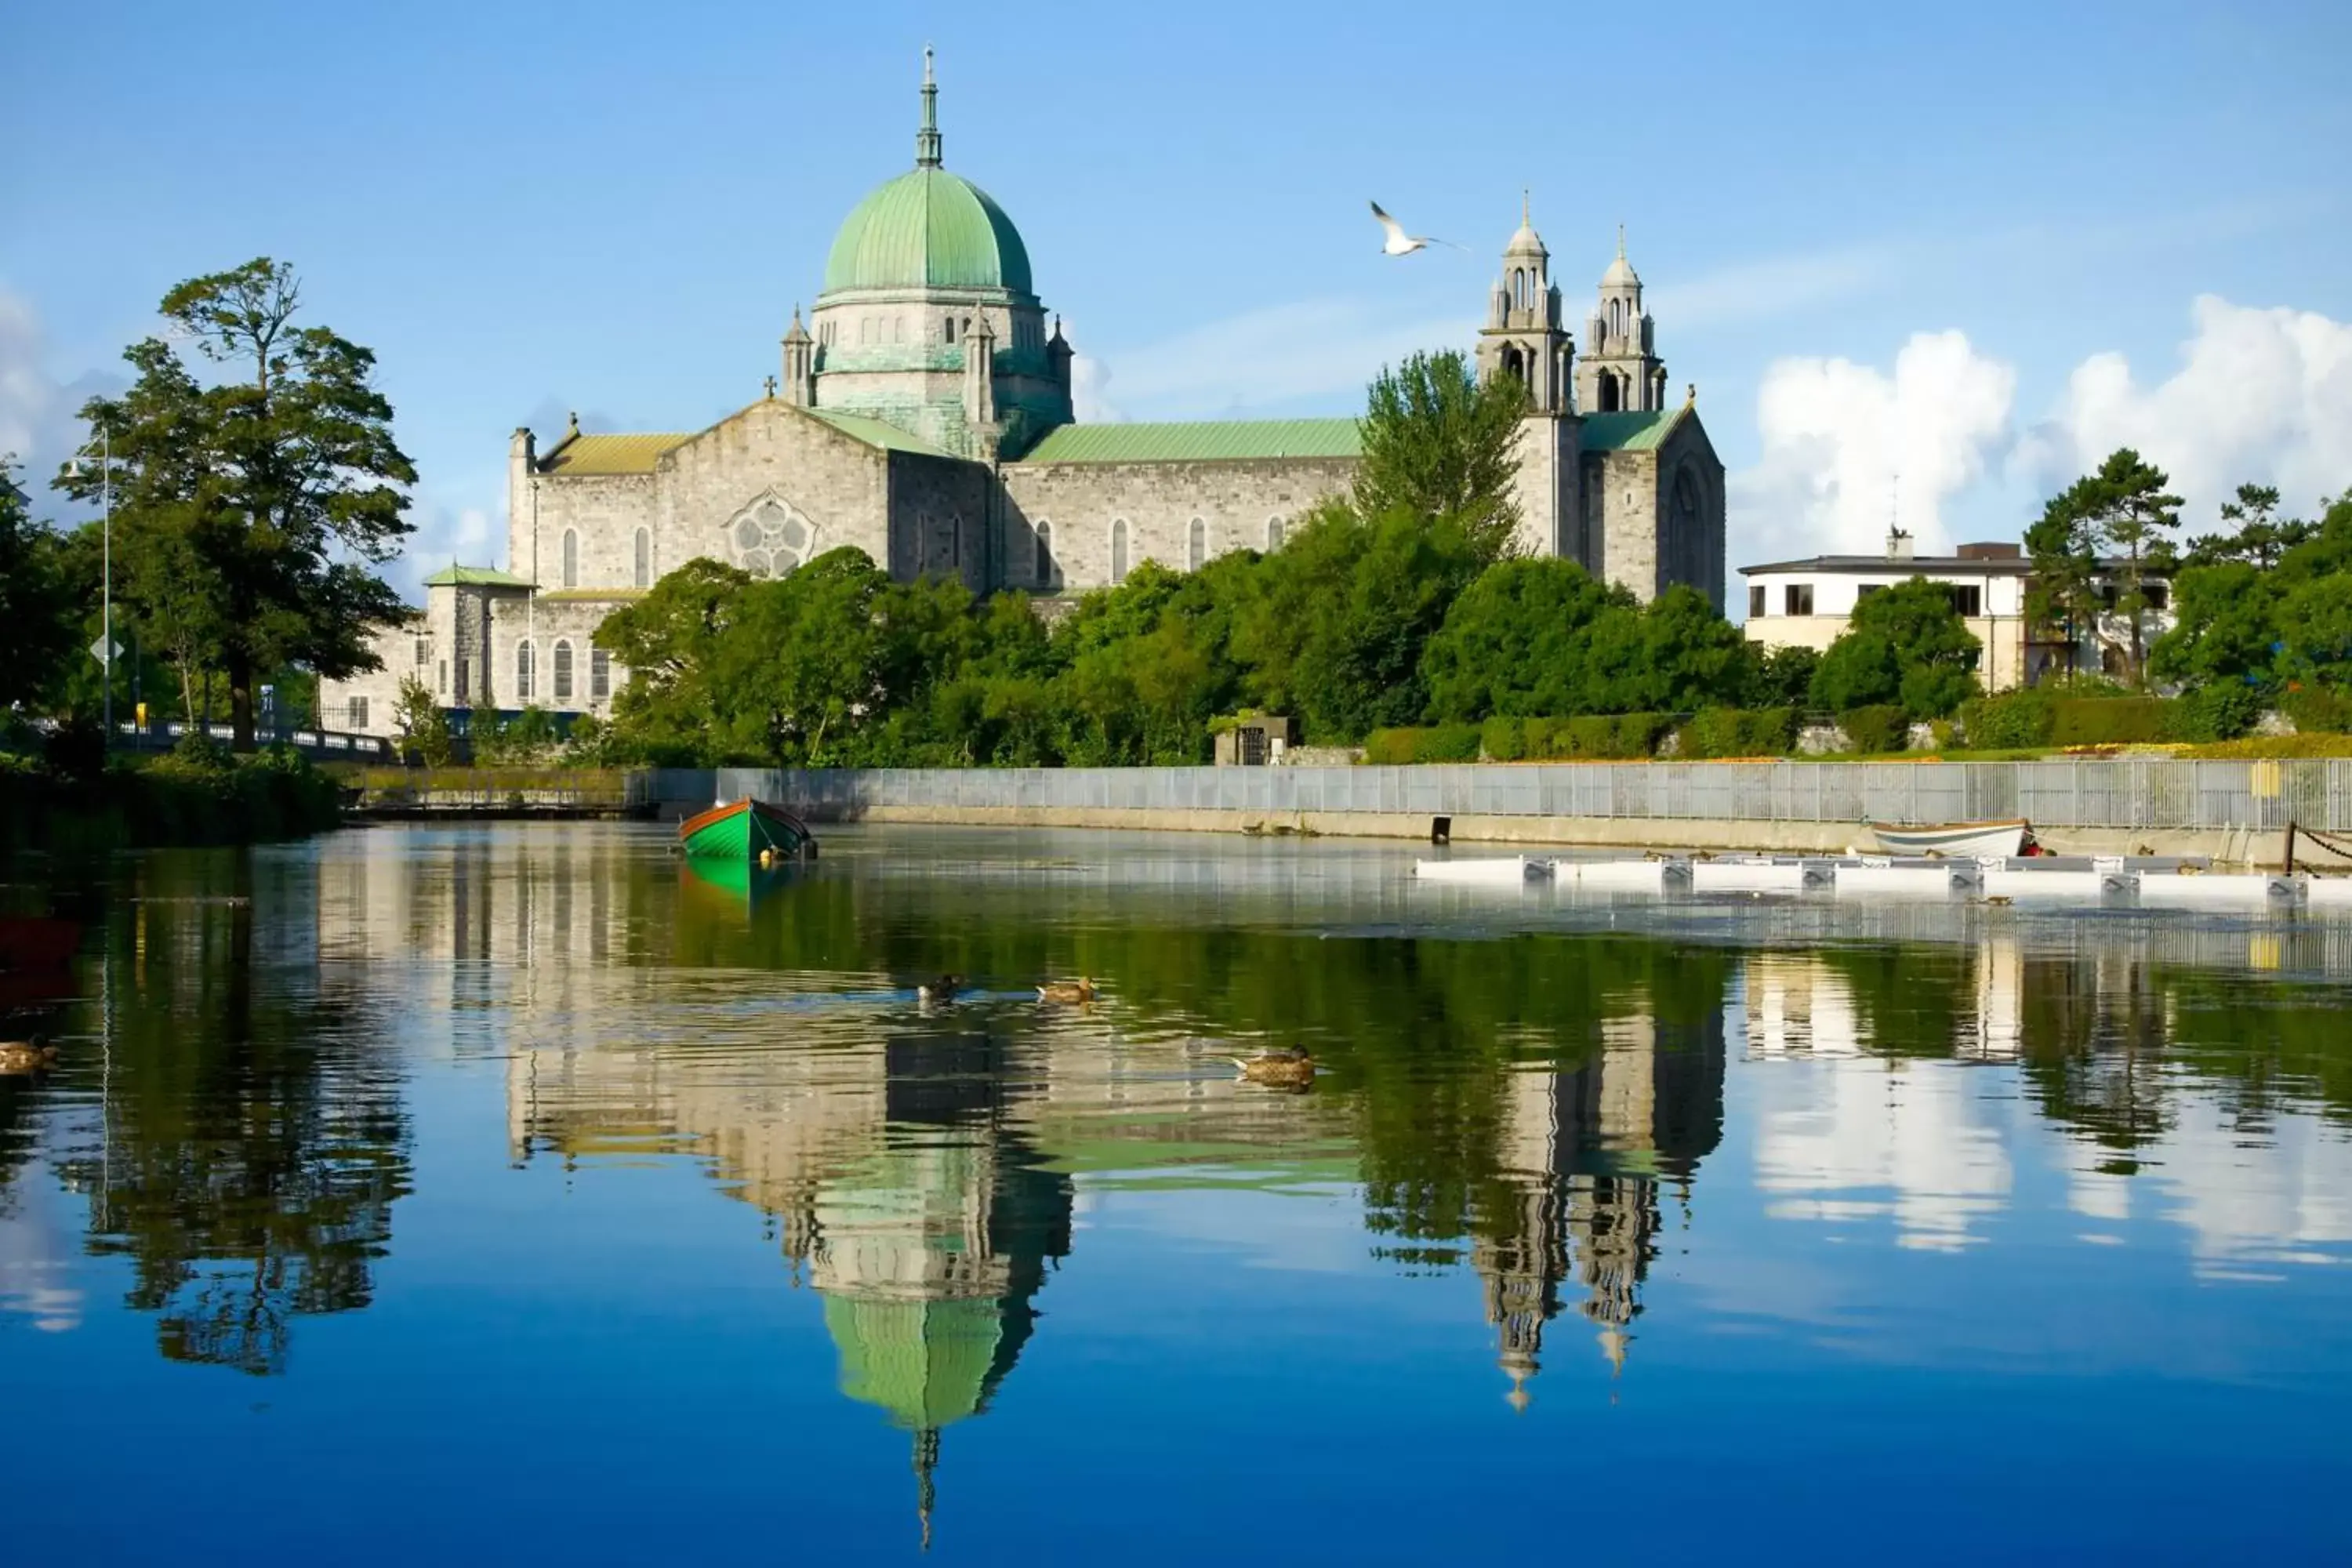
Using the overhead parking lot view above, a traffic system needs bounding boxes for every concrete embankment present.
[636,760,2337,867]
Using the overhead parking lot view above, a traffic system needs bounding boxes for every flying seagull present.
[1370,200,1465,256]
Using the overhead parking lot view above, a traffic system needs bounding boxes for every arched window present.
[590,648,612,701]
[633,527,651,588]
[1599,372,1621,413]
[950,514,963,569]
[1035,520,1054,586]
[1187,517,1207,571]
[1111,518,1130,584]
[553,640,575,703]
[514,639,534,702]
[1266,516,1286,551]
[944,316,957,344]
[561,528,579,588]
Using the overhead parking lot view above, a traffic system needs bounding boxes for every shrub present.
[1839,704,1910,756]
[1677,706,1798,759]
[2281,685,2352,735]
[1553,713,1672,759]
[1481,715,1527,761]
[1960,689,2058,750]
[1364,724,1483,764]
[2049,696,2175,746]
[2172,683,2262,742]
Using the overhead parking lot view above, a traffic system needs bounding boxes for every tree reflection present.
[56,866,412,1374]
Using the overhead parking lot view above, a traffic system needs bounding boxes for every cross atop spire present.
[916,45,942,168]
[1522,187,1530,227]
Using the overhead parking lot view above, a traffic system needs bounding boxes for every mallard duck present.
[1036,977,1095,1004]
[1234,1047,1315,1088]
[0,1043,59,1073]
[1984,895,2013,907]
[916,975,964,1005]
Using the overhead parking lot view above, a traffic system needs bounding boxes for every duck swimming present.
[1233,1046,1315,1089]
[916,975,964,1005]
[1036,977,1095,1004]
[0,1043,59,1074]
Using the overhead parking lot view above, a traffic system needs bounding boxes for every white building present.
[1739,532,2173,691]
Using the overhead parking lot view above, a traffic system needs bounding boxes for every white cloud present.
[0,285,123,505]
[1733,328,2017,564]
[2010,295,2352,522]
[390,498,500,601]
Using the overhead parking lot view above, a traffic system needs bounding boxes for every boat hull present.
[677,798,816,862]
[1869,818,2029,858]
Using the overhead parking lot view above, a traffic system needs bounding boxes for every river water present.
[4,823,2350,1562]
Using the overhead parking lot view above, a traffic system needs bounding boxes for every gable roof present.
[1578,408,1688,452]
[537,433,692,476]
[807,408,959,459]
[1014,419,1362,466]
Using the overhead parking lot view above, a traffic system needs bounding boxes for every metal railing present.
[111,719,394,760]
[635,759,2352,834]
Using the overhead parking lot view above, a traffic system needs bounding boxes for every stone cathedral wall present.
[996,458,1357,593]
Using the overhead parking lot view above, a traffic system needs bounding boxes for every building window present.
[728,496,814,577]
[347,696,368,731]
[1187,517,1207,572]
[1111,519,1130,584]
[456,659,470,704]
[590,648,612,700]
[951,514,963,569]
[1748,584,1766,619]
[944,316,957,344]
[1784,583,1814,616]
[437,659,448,695]
[515,638,534,702]
[633,528,651,589]
[561,528,579,589]
[1267,516,1286,551]
[554,640,575,703]
[1035,520,1054,586]
[2145,583,2169,612]
[413,635,430,667]
[1857,584,1885,601]
[1947,585,1984,618]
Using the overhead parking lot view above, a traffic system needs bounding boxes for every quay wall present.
[637,759,2352,866]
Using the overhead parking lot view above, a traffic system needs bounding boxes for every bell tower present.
[1474,194,1572,413]
[1473,197,1581,561]
[1577,227,1667,413]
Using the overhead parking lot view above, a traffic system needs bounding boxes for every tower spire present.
[1617,221,1626,260]
[1522,187,1530,227]
[916,45,942,168]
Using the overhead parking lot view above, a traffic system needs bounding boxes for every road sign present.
[89,636,122,666]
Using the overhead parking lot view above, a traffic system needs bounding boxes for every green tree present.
[390,673,452,765]
[2026,475,2103,684]
[1354,350,1524,558]
[0,465,78,713]
[2029,448,2181,688]
[1421,557,1634,720]
[2148,562,2281,693]
[1809,577,1981,718]
[1758,644,1820,708]
[2277,575,2352,691]
[596,557,753,764]
[2187,483,2314,569]
[56,260,416,748]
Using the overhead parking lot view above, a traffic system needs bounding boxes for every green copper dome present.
[822,166,1033,296]
[820,56,1033,297]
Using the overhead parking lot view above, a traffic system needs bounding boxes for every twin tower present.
[1472,205,1722,604]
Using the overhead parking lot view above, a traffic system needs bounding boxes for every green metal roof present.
[423,564,533,588]
[1014,419,1363,466]
[538,433,691,475]
[822,167,1033,296]
[1579,408,1686,452]
[810,407,960,459]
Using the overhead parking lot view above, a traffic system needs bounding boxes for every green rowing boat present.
[677,797,818,862]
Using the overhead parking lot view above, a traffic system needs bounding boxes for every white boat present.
[1414,856,1555,885]
[1869,818,2031,858]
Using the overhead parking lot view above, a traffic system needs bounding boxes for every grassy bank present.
[0,742,343,852]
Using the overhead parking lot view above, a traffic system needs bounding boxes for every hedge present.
[0,742,342,852]
[1839,704,1910,756]
[1364,724,1484,764]
[2049,696,2177,746]
[1960,689,2057,750]
[1677,706,1799,760]
[2281,686,2352,735]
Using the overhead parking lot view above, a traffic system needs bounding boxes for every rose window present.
[727,498,815,579]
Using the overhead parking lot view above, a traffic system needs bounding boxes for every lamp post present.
[69,426,115,742]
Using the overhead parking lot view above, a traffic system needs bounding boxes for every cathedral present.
[323,54,1724,736]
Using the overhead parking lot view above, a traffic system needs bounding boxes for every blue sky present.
[5,0,2349,594]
